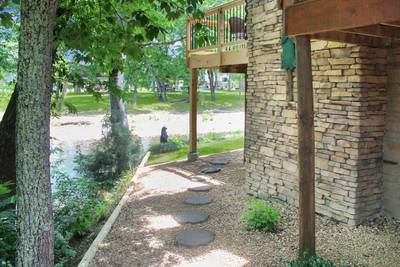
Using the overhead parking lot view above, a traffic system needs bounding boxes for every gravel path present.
[90,151,400,267]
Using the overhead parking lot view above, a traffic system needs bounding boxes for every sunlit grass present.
[0,89,244,114]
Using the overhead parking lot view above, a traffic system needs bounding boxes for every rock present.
[190,175,212,182]
[209,159,229,165]
[176,229,215,248]
[174,211,209,224]
[188,185,211,192]
[201,166,221,174]
[184,195,213,205]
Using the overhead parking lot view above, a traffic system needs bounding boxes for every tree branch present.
[143,36,185,47]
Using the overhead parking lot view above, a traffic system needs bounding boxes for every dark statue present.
[160,126,168,143]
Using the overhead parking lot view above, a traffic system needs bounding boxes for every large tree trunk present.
[207,69,217,101]
[0,88,17,194]
[15,1,57,266]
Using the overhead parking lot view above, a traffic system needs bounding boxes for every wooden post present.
[188,68,198,161]
[186,19,191,67]
[217,8,225,65]
[295,35,316,256]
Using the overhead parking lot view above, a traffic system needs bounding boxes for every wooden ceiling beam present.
[341,24,400,40]
[381,20,400,27]
[285,0,400,36]
[311,31,391,47]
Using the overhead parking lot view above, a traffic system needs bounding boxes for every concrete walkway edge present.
[78,151,151,267]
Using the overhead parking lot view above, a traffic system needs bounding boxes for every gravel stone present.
[184,195,213,205]
[209,159,229,165]
[175,229,215,248]
[190,175,212,182]
[201,166,221,174]
[174,211,209,224]
[188,185,211,192]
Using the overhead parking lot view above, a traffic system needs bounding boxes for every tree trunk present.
[227,74,232,91]
[109,69,131,175]
[16,1,57,266]
[109,69,129,129]
[207,69,217,101]
[156,79,167,102]
[60,80,68,112]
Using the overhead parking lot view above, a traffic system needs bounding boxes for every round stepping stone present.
[176,229,215,248]
[190,175,211,182]
[174,211,209,224]
[188,185,211,192]
[209,159,229,165]
[201,166,221,174]
[184,195,213,205]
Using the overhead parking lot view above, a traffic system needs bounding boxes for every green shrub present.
[241,198,280,232]
[150,139,185,154]
[0,183,16,267]
[77,116,142,181]
[288,252,341,267]
[52,147,134,266]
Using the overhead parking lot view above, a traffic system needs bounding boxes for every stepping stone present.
[184,195,213,205]
[201,166,221,174]
[209,159,229,165]
[176,229,215,248]
[188,185,211,192]
[174,211,209,224]
[190,175,211,182]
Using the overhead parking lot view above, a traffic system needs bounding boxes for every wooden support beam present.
[382,21,400,27]
[341,24,400,40]
[285,0,400,36]
[295,36,315,256]
[311,31,390,47]
[188,69,198,161]
[186,19,191,67]
[219,64,247,74]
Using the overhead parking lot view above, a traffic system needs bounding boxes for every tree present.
[124,16,190,102]
[55,0,203,170]
[15,0,58,266]
[206,69,217,101]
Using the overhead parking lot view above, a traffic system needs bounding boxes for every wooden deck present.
[186,0,248,72]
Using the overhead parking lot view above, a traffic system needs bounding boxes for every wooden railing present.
[186,0,247,68]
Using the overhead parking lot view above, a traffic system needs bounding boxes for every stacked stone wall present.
[245,0,388,224]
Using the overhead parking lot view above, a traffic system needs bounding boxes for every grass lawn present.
[0,90,244,114]
[65,90,244,114]
[147,133,244,165]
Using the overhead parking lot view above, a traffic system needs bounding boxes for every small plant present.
[288,252,340,267]
[241,198,280,232]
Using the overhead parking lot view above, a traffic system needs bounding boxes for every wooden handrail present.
[186,0,246,59]
[204,0,245,15]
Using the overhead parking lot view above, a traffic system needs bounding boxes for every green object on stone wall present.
[281,36,296,70]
